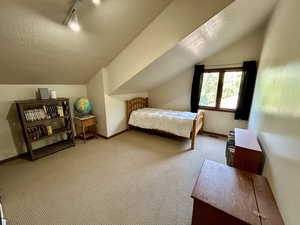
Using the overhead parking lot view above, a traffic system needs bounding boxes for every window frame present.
[199,67,243,113]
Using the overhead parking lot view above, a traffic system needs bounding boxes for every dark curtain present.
[235,61,258,120]
[190,65,205,113]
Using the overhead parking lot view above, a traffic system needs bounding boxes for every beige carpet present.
[0,130,226,225]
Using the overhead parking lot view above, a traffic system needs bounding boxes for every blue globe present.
[74,98,92,114]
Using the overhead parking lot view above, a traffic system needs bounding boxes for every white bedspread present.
[128,108,197,138]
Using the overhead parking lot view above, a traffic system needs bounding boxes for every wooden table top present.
[192,160,261,225]
[192,160,285,225]
[235,128,262,152]
[74,115,96,121]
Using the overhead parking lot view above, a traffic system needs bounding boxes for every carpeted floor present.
[0,130,226,225]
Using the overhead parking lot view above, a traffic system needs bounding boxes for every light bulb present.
[68,21,80,32]
[92,0,101,5]
[68,10,80,32]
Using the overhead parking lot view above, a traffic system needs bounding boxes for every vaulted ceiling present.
[0,0,172,84]
[113,0,278,94]
[0,0,278,89]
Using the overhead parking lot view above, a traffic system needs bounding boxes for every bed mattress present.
[128,108,197,138]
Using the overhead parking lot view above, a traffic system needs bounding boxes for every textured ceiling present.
[0,0,172,84]
[113,0,278,94]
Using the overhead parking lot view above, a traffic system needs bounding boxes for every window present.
[199,68,243,112]
[199,72,219,107]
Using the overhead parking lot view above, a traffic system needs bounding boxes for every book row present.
[27,125,55,141]
[24,105,65,122]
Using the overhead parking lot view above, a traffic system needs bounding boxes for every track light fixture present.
[67,9,80,32]
[92,0,101,5]
[64,0,102,32]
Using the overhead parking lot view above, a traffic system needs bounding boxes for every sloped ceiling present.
[0,0,172,84]
[105,0,234,94]
[113,0,278,94]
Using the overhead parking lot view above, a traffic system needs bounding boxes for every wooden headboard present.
[126,97,149,122]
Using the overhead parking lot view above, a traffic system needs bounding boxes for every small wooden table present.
[74,115,98,143]
[191,160,284,225]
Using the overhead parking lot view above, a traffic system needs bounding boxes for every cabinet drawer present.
[82,118,97,127]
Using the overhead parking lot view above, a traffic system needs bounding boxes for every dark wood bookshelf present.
[26,116,69,126]
[32,140,75,160]
[29,127,68,143]
[16,98,75,160]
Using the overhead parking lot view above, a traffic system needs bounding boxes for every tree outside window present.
[199,69,243,112]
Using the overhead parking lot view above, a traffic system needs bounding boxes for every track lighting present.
[68,9,80,32]
[64,0,102,32]
[92,0,101,5]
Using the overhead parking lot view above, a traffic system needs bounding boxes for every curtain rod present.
[197,63,243,68]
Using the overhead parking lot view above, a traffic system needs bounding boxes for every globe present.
[74,98,92,114]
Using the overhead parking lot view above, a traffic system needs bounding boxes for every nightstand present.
[74,115,98,143]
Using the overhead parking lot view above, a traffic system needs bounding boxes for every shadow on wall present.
[6,103,27,156]
[10,0,69,24]
[150,67,194,111]
[249,61,300,224]
[253,109,300,178]
[256,120,300,213]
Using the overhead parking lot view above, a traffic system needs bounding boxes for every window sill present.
[199,106,236,113]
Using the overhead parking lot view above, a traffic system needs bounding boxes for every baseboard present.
[1,131,129,164]
[97,134,109,139]
[203,131,227,138]
[0,153,28,165]
[97,129,128,139]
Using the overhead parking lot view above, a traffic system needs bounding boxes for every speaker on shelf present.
[37,88,49,100]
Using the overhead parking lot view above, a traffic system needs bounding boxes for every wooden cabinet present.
[191,160,284,225]
[226,128,263,174]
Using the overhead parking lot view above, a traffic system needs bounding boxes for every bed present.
[126,97,204,149]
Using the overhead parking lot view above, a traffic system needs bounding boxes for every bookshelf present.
[16,98,75,160]
[226,128,263,174]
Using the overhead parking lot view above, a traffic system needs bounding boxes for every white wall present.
[87,70,108,137]
[113,0,277,95]
[106,0,233,93]
[104,93,148,137]
[103,67,149,137]
[149,27,265,135]
[249,0,300,224]
[202,26,265,68]
[0,84,87,160]
[87,68,148,137]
